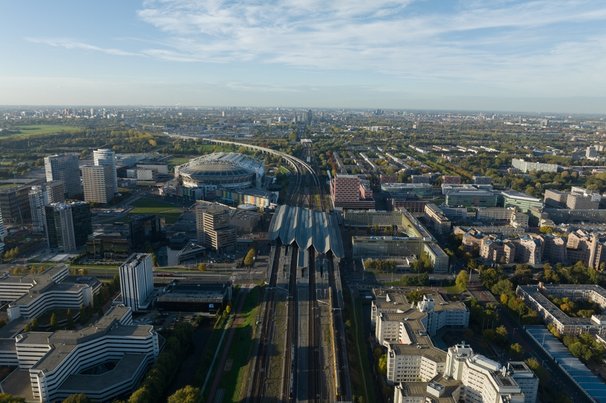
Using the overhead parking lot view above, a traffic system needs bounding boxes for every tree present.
[197,263,206,272]
[243,247,256,267]
[0,393,26,403]
[510,343,523,358]
[455,270,469,291]
[167,385,199,403]
[377,354,387,376]
[62,394,91,403]
[50,312,58,331]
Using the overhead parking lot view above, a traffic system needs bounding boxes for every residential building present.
[544,189,567,208]
[443,343,536,403]
[512,158,559,173]
[45,202,92,252]
[0,210,5,256]
[44,154,82,197]
[93,148,117,195]
[566,187,601,210]
[424,203,451,235]
[82,165,114,204]
[480,237,516,264]
[442,175,461,185]
[514,236,543,265]
[517,284,606,336]
[119,253,154,312]
[331,174,375,209]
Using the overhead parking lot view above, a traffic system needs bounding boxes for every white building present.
[93,148,117,195]
[17,305,159,402]
[119,253,154,312]
[443,343,537,403]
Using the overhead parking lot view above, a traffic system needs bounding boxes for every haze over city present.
[1,0,606,112]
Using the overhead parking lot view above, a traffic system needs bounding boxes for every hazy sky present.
[1,0,606,113]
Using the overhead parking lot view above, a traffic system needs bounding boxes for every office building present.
[0,210,5,256]
[17,305,159,402]
[501,190,543,213]
[443,186,497,208]
[82,165,114,204]
[93,148,117,195]
[195,202,236,251]
[28,186,48,233]
[119,253,154,312]
[443,343,537,403]
[29,182,66,232]
[45,202,92,252]
[44,154,82,198]
[0,185,31,225]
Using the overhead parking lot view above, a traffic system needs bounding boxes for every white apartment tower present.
[119,253,154,312]
[93,148,117,195]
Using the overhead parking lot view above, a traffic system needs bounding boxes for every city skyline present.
[1,0,606,113]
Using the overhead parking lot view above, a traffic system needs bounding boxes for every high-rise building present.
[44,154,82,198]
[0,209,5,256]
[29,186,48,233]
[119,253,154,312]
[45,202,92,252]
[331,174,375,209]
[82,165,113,204]
[0,185,31,225]
[45,180,66,204]
[93,148,117,195]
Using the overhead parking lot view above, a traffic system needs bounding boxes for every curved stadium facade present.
[175,152,264,190]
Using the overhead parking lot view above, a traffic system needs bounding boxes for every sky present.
[1,0,606,113]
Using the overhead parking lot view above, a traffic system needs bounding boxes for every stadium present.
[175,152,264,189]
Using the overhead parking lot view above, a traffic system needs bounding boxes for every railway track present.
[248,244,281,402]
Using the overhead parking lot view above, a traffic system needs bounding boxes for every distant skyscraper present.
[82,165,113,204]
[93,149,117,195]
[45,201,92,252]
[119,253,154,312]
[44,154,82,198]
[306,109,313,125]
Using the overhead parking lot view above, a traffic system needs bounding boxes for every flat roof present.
[526,326,606,402]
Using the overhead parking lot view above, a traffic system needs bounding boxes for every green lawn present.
[130,198,184,224]
[0,125,82,140]
[168,157,193,166]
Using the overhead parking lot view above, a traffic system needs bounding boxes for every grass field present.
[130,197,184,224]
[0,125,82,140]
[168,157,192,166]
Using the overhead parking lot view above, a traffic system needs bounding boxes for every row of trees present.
[128,322,194,403]
[2,247,20,261]
[363,259,398,272]
[548,325,606,365]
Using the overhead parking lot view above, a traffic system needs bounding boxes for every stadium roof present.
[268,205,344,258]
